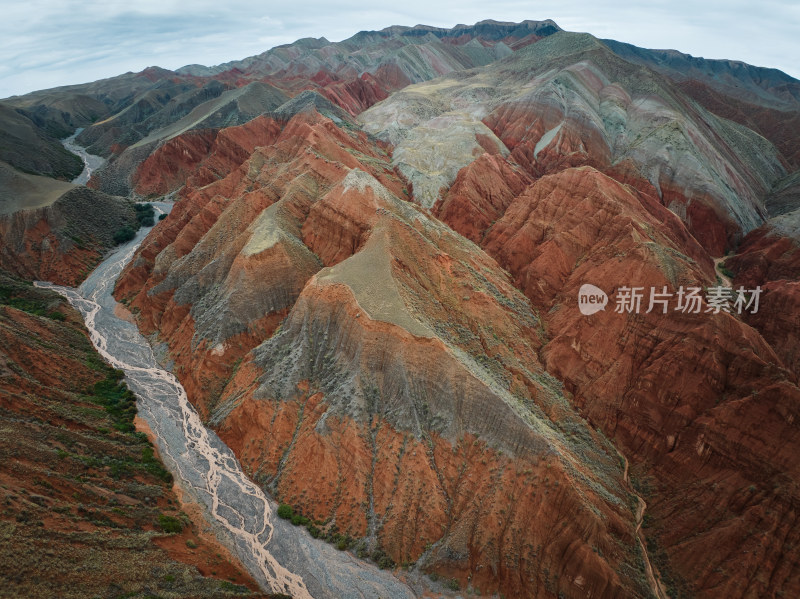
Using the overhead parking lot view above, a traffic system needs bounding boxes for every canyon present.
[1,17,799,599]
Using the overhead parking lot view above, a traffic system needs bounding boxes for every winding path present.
[714,256,733,288]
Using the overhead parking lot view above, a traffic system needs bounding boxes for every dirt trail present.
[714,256,733,288]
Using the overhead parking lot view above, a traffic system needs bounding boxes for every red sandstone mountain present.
[2,18,800,599]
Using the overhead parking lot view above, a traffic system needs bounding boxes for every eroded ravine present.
[36,206,417,599]
[621,453,668,599]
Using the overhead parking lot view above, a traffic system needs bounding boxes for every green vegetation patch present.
[0,282,68,320]
[157,514,184,534]
[113,225,137,244]
[90,369,138,433]
[134,202,156,227]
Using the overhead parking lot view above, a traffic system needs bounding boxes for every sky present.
[1,0,799,99]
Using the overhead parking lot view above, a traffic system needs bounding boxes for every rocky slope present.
[361,31,786,254]
[106,20,800,599]
[437,164,800,597]
[1,20,561,200]
[0,105,82,180]
[115,107,659,598]
[178,20,560,87]
[87,83,291,197]
[603,39,800,168]
[0,184,139,285]
[725,206,800,377]
[0,272,269,598]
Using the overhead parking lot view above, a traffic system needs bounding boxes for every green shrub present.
[134,203,156,227]
[0,284,51,316]
[142,446,172,483]
[157,514,183,533]
[219,581,250,593]
[372,549,395,570]
[159,213,167,220]
[277,504,293,519]
[113,226,136,244]
[290,513,310,526]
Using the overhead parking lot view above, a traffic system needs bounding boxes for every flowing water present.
[62,128,105,184]
[36,206,418,599]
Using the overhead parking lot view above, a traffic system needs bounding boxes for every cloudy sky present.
[1,0,798,99]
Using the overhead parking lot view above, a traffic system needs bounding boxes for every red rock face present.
[115,110,672,598]
[727,224,800,289]
[435,164,800,598]
[356,34,780,257]
[738,280,800,376]
[116,110,404,411]
[0,188,138,286]
[6,19,800,599]
[481,90,764,256]
[725,216,800,377]
[434,154,532,244]
[115,100,800,599]
[316,73,390,116]
[132,130,217,197]
[132,115,284,197]
[0,210,101,285]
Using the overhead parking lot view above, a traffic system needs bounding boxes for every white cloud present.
[0,0,798,98]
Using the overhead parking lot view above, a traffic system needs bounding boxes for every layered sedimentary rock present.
[116,110,403,408]
[88,83,291,196]
[0,184,137,285]
[361,31,787,254]
[3,17,796,599]
[436,164,800,598]
[603,39,800,168]
[2,20,561,203]
[131,115,284,197]
[115,108,662,598]
[725,207,800,377]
